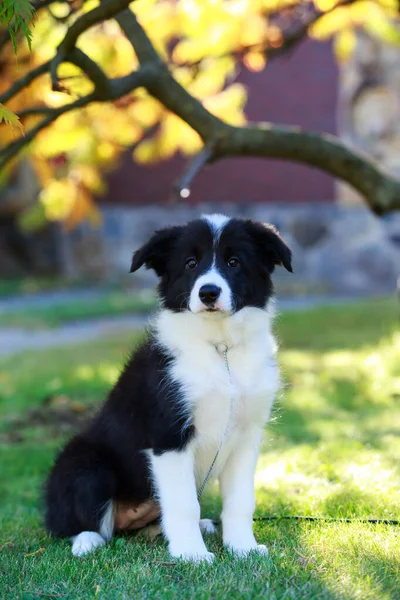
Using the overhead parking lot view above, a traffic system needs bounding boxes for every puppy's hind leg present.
[199,519,217,535]
[72,531,106,557]
[72,500,114,557]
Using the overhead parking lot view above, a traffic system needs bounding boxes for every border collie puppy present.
[45,214,292,561]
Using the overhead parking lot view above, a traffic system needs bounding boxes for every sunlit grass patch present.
[0,296,399,599]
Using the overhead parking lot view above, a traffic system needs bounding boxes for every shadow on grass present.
[1,297,399,598]
[277,296,399,352]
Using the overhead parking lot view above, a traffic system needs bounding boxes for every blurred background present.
[1,1,399,313]
[1,3,400,597]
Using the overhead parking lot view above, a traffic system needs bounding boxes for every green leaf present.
[0,0,35,55]
[0,103,24,133]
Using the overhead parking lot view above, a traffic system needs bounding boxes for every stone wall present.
[65,203,400,296]
[337,29,400,204]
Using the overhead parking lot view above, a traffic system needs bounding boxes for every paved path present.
[0,314,148,358]
[0,294,358,359]
[0,288,106,313]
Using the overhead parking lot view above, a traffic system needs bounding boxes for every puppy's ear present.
[246,221,293,273]
[130,226,183,276]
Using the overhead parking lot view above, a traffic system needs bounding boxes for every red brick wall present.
[101,39,338,206]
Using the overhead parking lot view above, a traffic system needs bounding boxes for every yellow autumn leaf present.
[39,179,76,221]
[205,83,247,126]
[334,28,357,62]
[364,12,400,44]
[309,7,353,40]
[313,0,341,11]
[189,57,236,98]
[240,14,268,47]
[157,116,181,159]
[243,51,267,72]
[178,123,202,155]
[133,138,159,164]
[64,186,102,230]
[128,96,163,128]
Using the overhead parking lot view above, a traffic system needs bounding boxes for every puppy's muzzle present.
[199,284,221,309]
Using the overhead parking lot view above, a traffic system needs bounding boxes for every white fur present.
[189,266,233,313]
[138,519,216,539]
[149,448,214,562]
[99,500,114,541]
[202,213,230,236]
[220,427,268,555]
[71,531,105,557]
[152,305,279,558]
[200,519,217,534]
[189,215,232,313]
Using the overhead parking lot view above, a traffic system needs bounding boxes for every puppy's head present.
[130,214,292,314]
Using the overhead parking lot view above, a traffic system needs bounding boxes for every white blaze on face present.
[189,214,233,314]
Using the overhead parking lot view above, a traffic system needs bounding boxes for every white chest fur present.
[154,307,280,483]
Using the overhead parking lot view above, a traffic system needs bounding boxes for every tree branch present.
[0,93,97,172]
[173,143,215,199]
[115,9,223,141]
[68,48,112,97]
[0,0,65,55]
[0,60,51,105]
[50,0,133,91]
[1,1,399,215]
[115,6,400,214]
[0,66,151,170]
[214,125,400,215]
[264,0,355,60]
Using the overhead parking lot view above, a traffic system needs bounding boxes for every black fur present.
[44,216,291,538]
[130,218,292,312]
[45,339,193,536]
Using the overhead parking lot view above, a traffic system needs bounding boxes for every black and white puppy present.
[45,214,292,562]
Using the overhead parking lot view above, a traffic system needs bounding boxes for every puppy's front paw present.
[226,543,269,558]
[252,544,268,556]
[71,532,105,557]
[171,549,215,563]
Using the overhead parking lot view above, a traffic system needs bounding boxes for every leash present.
[197,342,234,500]
[202,516,400,528]
[253,516,400,525]
[196,347,400,528]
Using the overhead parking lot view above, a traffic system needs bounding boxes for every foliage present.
[0,0,35,136]
[0,0,400,227]
[0,102,23,131]
[0,0,35,52]
[0,297,399,598]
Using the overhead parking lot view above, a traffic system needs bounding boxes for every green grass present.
[0,277,93,299]
[0,289,156,329]
[0,297,399,599]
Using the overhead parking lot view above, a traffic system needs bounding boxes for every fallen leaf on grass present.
[0,541,14,550]
[294,547,312,568]
[25,547,45,557]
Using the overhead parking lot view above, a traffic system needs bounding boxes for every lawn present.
[0,297,399,599]
[0,289,156,329]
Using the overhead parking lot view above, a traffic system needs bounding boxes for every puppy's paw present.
[169,546,214,563]
[174,550,215,564]
[226,543,269,558]
[71,532,105,557]
[199,519,217,535]
[252,544,269,556]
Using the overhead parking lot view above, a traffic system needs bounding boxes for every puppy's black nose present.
[199,284,221,306]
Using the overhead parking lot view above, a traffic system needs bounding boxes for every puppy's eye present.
[185,258,198,270]
[228,257,240,268]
